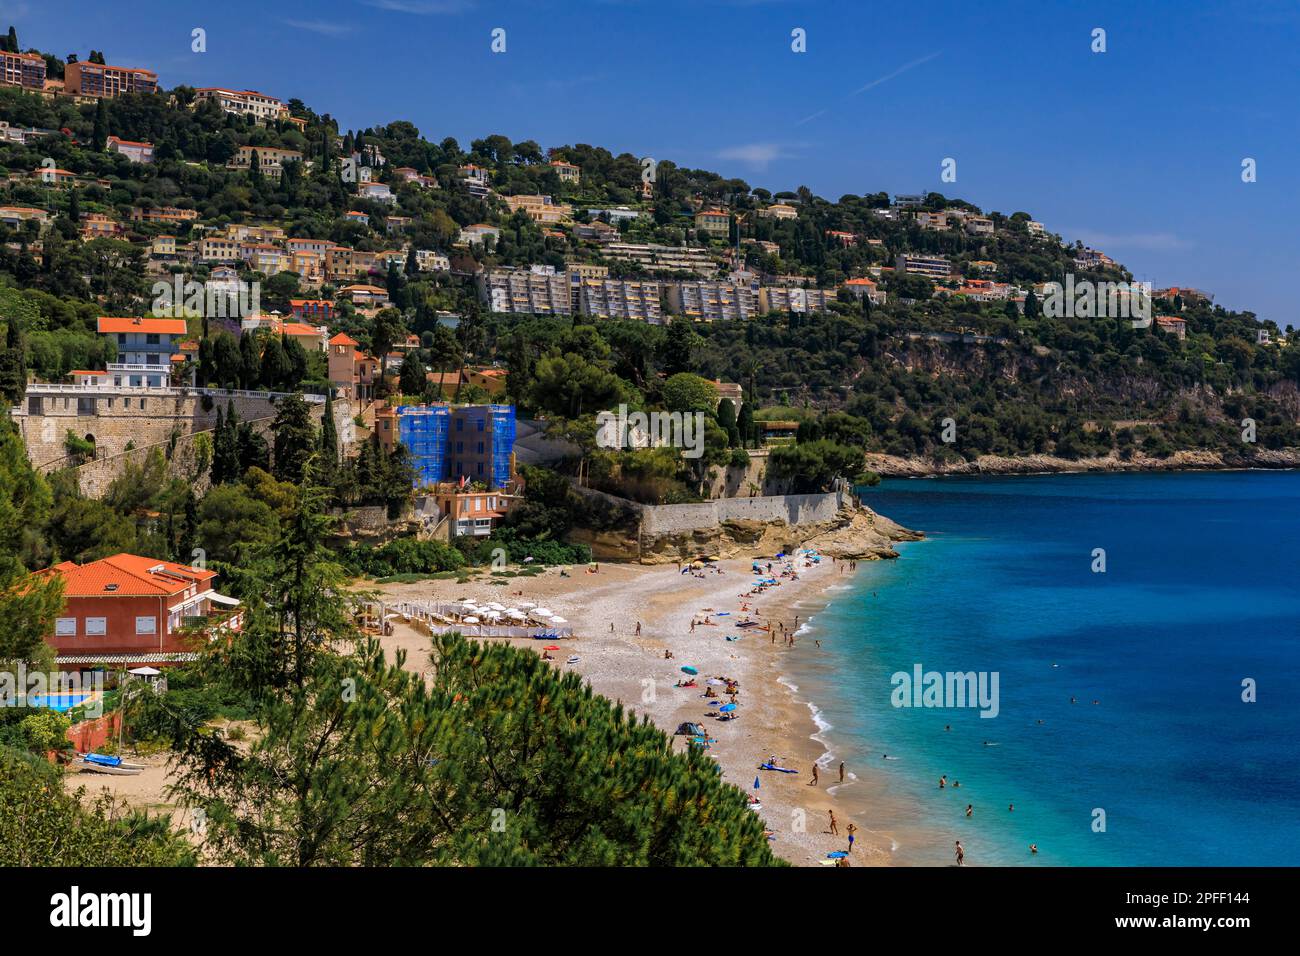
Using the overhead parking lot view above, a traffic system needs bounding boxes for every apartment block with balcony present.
[1,50,46,89]
[895,254,953,281]
[576,278,664,322]
[603,242,720,276]
[478,269,573,316]
[65,60,158,97]
[664,280,759,322]
[194,88,289,124]
[759,286,833,314]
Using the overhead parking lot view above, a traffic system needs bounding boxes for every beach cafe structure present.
[376,599,573,640]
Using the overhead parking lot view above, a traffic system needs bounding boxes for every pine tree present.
[272,393,316,484]
[92,99,107,152]
[737,401,755,450]
[0,318,26,406]
[238,332,261,390]
[259,334,290,390]
[318,389,339,475]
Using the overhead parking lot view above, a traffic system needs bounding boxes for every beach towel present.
[759,763,798,773]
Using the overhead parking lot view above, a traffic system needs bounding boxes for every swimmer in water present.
[1030,843,1038,855]
[965,804,973,817]
[1009,804,1014,812]
[939,775,946,789]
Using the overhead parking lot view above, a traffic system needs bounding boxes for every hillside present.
[1,35,1298,494]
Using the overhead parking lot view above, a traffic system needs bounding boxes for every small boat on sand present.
[75,753,145,776]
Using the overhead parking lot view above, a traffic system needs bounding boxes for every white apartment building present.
[895,254,953,281]
[478,269,573,315]
[195,88,289,125]
[664,281,759,322]
[576,278,663,322]
[759,286,833,314]
[603,242,720,277]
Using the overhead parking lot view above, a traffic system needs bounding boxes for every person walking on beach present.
[828,810,838,836]
[610,622,615,633]
[635,621,641,635]
[809,764,819,786]
[839,761,845,784]
[954,841,965,866]
[847,822,857,853]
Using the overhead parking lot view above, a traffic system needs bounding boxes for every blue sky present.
[7,0,1298,325]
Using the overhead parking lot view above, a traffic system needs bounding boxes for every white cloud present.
[282,19,353,36]
[361,0,475,13]
[715,142,803,170]
[1065,230,1193,252]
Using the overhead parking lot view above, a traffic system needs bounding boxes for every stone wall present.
[27,390,354,498]
[638,490,844,536]
[568,483,847,563]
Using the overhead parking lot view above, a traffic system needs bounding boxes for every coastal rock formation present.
[803,506,925,560]
[634,503,921,564]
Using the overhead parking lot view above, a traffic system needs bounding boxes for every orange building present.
[40,554,241,671]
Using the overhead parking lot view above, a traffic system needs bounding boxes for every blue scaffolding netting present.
[397,404,450,487]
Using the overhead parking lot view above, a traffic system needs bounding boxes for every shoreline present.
[863,448,1300,478]
[373,543,925,867]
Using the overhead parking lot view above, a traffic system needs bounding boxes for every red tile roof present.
[330,332,360,346]
[46,554,216,597]
[98,316,188,335]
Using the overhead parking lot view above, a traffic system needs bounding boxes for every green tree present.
[271,393,316,484]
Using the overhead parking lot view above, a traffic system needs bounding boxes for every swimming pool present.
[23,694,92,713]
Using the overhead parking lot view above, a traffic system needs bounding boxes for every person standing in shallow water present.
[839,761,845,784]
[955,841,965,866]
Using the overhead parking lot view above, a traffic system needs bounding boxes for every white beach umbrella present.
[517,601,537,609]
[462,616,480,624]
[549,616,568,624]
[507,609,526,619]
[488,602,506,611]
[533,607,553,616]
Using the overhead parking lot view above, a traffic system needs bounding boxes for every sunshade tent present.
[674,722,705,736]
[680,665,698,675]
[127,666,162,676]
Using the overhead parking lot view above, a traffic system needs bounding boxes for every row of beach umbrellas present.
[454,599,567,625]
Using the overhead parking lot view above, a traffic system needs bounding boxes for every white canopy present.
[209,592,241,607]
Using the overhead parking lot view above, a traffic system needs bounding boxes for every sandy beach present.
[372,554,920,866]
[73,550,924,866]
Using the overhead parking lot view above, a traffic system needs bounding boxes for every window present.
[85,617,107,636]
[456,418,463,432]
[118,333,127,345]
[135,616,157,635]
[477,442,485,454]
[146,333,160,345]
[55,617,77,637]
[477,419,485,432]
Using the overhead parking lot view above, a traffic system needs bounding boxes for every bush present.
[343,538,466,577]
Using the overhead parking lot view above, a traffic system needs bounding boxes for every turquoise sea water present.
[789,471,1300,866]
